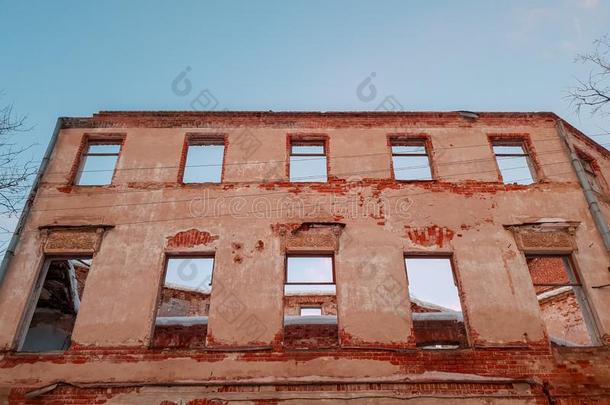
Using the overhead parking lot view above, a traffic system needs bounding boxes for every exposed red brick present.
[166,229,218,249]
[152,324,208,349]
[404,225,455,247]
[412,319,468,348]
[283,324,339,349]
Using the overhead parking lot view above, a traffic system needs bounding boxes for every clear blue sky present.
[1,0,609,157]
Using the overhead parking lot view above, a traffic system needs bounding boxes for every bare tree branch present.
[0,94,37,219]
[567,35,610,116]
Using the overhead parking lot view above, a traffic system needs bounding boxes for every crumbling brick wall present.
[539,290,589,346]
[152,324,208,349]
[158,287,210,317]
[282,324,340,349]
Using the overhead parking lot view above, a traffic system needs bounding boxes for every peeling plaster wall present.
[0,112,609,402]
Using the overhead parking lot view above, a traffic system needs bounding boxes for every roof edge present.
[57,111,608,157]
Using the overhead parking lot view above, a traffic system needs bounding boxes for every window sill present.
[287,181,329,185]
[552,343,607,351]
[155,316,208,326]
[11,349,68,356]
[72,184,115,188]
[284,315,337,325]
[180,182,223,186]
[395,179,435,183]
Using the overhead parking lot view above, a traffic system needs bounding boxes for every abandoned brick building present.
[0,111,609,404]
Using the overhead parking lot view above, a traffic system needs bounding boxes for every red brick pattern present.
[527,256,570,293]
[152,324,208,349]
[61,111,559,130]
[539,289,591,346]
[404,225,455,247]
[166,229,218,249]
[3,345,610,403]
[7,382,550,404]
[412,319,468,348]
[283,324,339,349]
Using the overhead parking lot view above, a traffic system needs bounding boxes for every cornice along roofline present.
[58,111,608,158]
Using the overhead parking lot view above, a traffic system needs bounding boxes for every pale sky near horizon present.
[1,0,609,240]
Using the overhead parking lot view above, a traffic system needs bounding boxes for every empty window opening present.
[76,142,121,185]
[580,157,605,195]
[182,138,224,183]
[300,306,322,316]
[526,256,599,347]
[153,257,214,349]
[391,139,432,181]
[284,255,338,349]
[405,257,467,349]
[19,258,92,352]
[492,141,536,185]
[289,141,327,182]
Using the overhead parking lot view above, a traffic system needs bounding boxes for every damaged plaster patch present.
[166,229,218,249]
[404,225,455,248]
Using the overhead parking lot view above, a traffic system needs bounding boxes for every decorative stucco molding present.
[506,221,579,253]
[40,225,113,254]
[275,222,345,252]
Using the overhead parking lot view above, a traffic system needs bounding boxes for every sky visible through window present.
[493,144,535,185]
[164,257,214,294]
[405,257,462,312]
[290,144,327,182]
[76,144,120,186]
[183,144,224,183]
[391,144,432,180]
[285,256,335,294]
[300,307,322,316]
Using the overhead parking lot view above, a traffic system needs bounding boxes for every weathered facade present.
[0,111,609,404]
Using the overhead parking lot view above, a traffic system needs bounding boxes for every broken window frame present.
[404,254,469,349]
[74,140,123,186]
[180,135,226,184]
[17,256,93,352]
[491,139,537,185]
[390,138,434,181]
[525,254,601,347]
[288,139,328,183]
